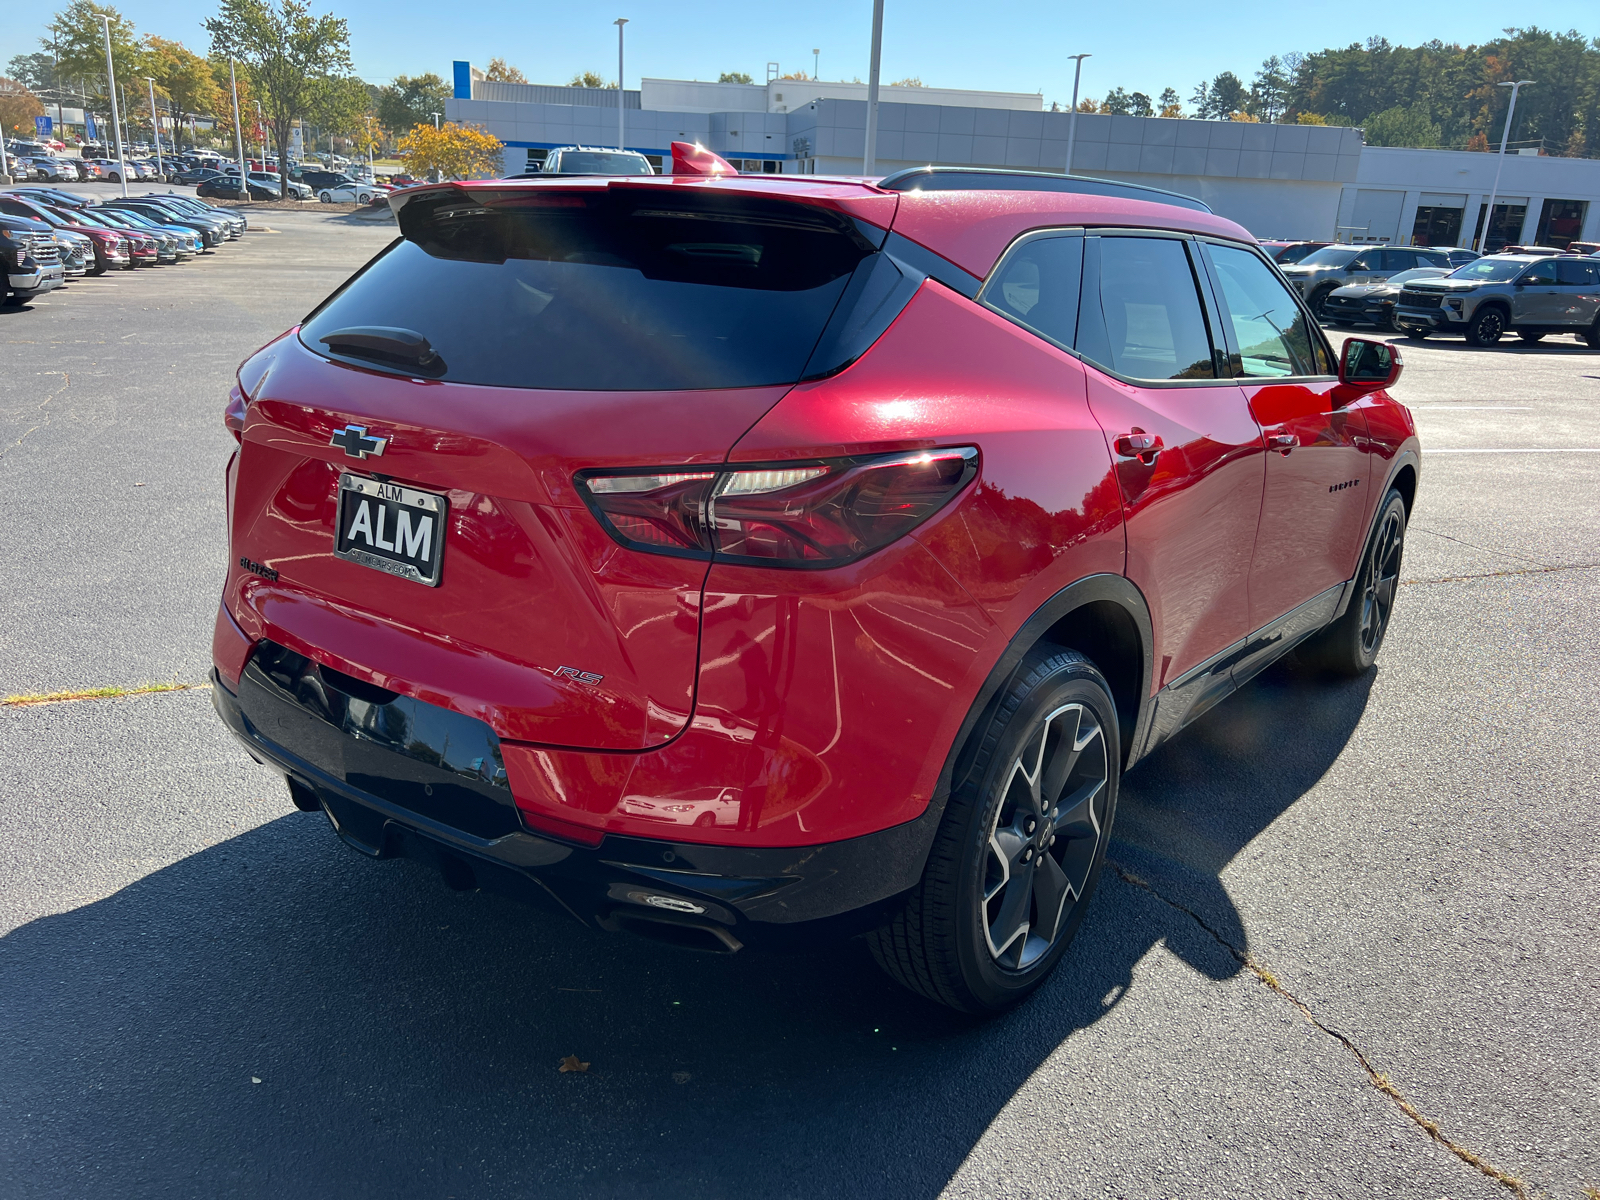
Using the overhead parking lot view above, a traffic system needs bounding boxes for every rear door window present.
[1205,242,1331,377]
[1076,235,1217,380]
[1557,259,1599,285]
[301,189,882,391]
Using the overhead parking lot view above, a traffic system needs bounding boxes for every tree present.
[376,73,450,133]
[7,53,58,93]
[1251,55,1290,121]
[144,37,221,148]
[205,0,352,197]
[1189,80,1210,116]
[1296,111,1328,125]
[208,54,251,154]
[1362,103,1441,148]
[889,76,924,88]
[718,72,753,84]
[1101,87,1131,115]
[1206,71,1248,118]
[484,57,525,83]
[45,1,143,115]
[1465,130,1489,151]
[1,78,47,139]
[398,120,501,179]
[780,70,811,81]
[307,74,370,152]
[1158,87,1183,118]
[1076,98,1100,114]
[1129,91,1154,118]
[568,71,608,89]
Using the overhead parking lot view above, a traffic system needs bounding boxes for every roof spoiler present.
[671,141,738,177]
[876,166,1212,213]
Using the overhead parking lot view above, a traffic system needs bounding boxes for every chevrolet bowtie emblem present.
[329,424,387,459]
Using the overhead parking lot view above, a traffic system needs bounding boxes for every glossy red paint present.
[1245,380,1371,627]
[217,171,1423,867]
[669,140,738,176]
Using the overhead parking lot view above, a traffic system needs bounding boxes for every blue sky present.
[14,0,1594,106]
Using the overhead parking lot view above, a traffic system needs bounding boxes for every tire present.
[1584,321,1600,349]
[1518,331,1544,345]
[1308,286,1336,320]
[1298,489,1407,677]
[1466,306,1506,347]
[319,190,333,203]
[868,648,1120,1014]
[109,172,121,183]
[1404,328,1429,340]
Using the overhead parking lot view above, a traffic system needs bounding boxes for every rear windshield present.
[1295,247,1359,268]
[300,188,880,390]
[550,152,652,175]
[1449,259,1524,282]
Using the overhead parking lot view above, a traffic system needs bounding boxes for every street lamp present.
[229,58,248,195]
[97,13,128,196]
[254,100,267,163]
[813,48,820,81]
[615,19,629,152]
[1480,79,1534,252]
[862,0,884,175]
[145,77,163,179]
[1063,53,1090,176]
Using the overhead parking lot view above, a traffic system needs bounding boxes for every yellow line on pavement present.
[2,681,209,708]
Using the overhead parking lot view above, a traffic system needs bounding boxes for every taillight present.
[578,447,977,567]
[224,382,248,442]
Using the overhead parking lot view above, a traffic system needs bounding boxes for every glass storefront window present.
[1410,205,1463,248]
[1472,203,1527,253]
[1534,199,1589,250]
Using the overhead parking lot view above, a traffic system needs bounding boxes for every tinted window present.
[1078,236,1215,380]
[550,151,652,175]
[982,235,1082,350]
[1520,260,1559,284]
[1557,259,1599,285]
[1299,247,1360,268]
[301,191,876,391]
[1206,243,1328,377]
[1380,249,1417,270]
[1348,253,1377,271]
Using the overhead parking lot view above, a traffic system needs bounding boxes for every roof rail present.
[875,166,1212,214]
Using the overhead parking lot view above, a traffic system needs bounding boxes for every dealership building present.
[447,61,1600,250]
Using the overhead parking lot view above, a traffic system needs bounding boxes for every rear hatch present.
[226,180,901,750]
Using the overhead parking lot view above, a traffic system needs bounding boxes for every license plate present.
[334,474,447,587]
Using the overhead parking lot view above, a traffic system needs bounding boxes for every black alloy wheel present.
[869,648,1119,1013]
[1467,307,1506,347]
[1300,489,1407,676]
[1309,285,1336,320]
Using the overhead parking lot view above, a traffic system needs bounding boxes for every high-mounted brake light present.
[578,448,978,568]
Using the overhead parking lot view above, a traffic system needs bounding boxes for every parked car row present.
[0,186,247,305]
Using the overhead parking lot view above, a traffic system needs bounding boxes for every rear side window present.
[301,190,881,391]
[1077,236,1216,380]
[981,234,1082,351]
[1205,243,1330,378]
[1556,259,1598,285]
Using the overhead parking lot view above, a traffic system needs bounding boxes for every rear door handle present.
[1268,433,1299,454]
[1114,432,1163,463]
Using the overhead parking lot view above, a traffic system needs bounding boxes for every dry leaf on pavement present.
[558,1055,590,1073]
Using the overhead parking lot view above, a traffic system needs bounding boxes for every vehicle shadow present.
[0,660,1372,1200]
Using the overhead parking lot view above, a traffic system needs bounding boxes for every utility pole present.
[1480,79,1534,252]
[615,19,629,151]
[98,14,128,196]
[862,0,883,175]
[229,58,248,195]
[814,48,820,81]
[1064,53,1090,175]
[146,77,163,179]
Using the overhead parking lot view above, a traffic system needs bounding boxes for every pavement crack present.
[1403,562,1599,586]
[1409,525,1553,569]
[1110,862,1531,1199]
[0,371,69,462]
[2,681,208,709]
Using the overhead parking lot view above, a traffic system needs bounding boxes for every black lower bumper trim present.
[211,666,939,949]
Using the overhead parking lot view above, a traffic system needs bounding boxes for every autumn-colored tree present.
[484,57,525,83]
[569,71,610,89]
[144,37,222,148]
[1465,130,1489,151]
[398,120,502,179]
[1229,110,1260,123]
[1075,98,1099,114]
[1158,88,1183,119]
[1295,112,1328,125]
[44,0,143,115]
[0,78,47,140]
[718,72,753,84]
[889,77,924,88]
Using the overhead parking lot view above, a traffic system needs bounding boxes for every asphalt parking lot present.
[1,209,1596,1200]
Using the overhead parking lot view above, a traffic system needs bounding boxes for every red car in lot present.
[212,149,1419,1012]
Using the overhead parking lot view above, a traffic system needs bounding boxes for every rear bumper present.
[210,657,934,949]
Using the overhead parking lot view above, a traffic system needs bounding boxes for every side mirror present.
[1339,337,1403,391]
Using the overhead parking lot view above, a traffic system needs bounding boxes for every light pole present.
[1480,79,1534,252]
[1063,53,1090,176]
[229,58,248,196]
[813,48,820,81]
[145,77,163,179]
[98,14,128,196]
[430,112,440,128]
[615,18,629,151]
[862,0,884,175]
[254,100,267,162]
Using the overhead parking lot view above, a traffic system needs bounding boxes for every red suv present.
[212,152,1419,1013]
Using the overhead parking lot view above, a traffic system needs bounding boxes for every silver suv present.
[1280,245,1455,317]
[1394,254,1600,348]
[535,146,654,176]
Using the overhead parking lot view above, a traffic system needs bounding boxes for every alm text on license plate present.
[334,473,447,587]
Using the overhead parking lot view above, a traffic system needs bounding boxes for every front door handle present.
[1268,433,1299,455]
[1114,431,1164,464]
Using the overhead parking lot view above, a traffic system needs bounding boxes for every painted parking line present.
[1410,406,1531,410]
[1426,448,1600,454]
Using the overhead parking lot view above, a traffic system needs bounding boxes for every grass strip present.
[2,681,206,708]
